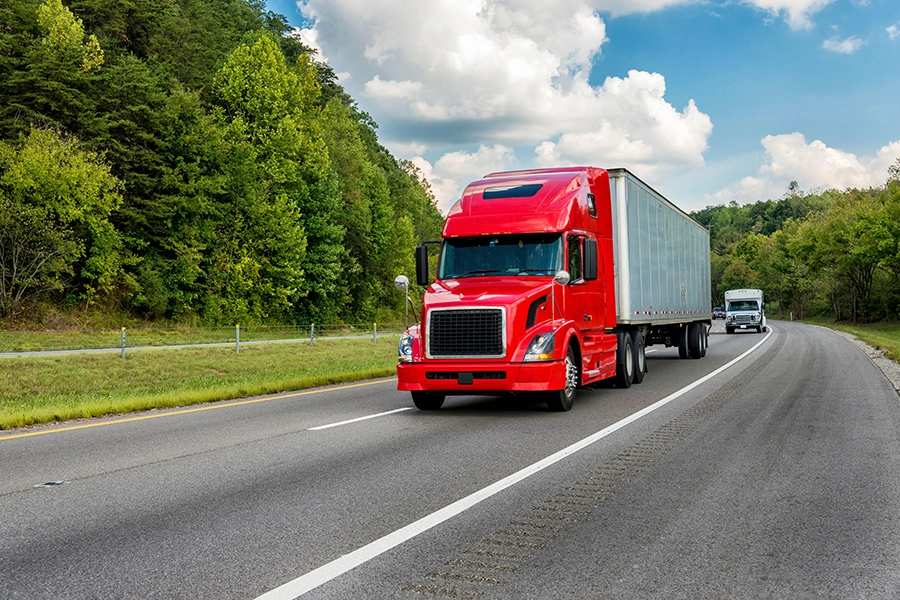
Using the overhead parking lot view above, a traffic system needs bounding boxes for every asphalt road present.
[2,320,900,599]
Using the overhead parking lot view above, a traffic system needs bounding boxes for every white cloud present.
[888,24,900,40]
[533,70,713,178]
[823,35,867,54]
[412,145,517,212]
[708,134,900,204]
[299,0,714,212]
[740,0,835,30]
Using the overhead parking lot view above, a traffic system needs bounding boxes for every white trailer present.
[608,169,711,354]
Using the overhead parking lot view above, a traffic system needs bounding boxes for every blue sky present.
[265,0,900,213]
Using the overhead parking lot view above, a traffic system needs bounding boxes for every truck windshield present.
[438,234,563,279]
[727,300,759,311]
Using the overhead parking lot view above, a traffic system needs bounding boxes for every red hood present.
[423,277,553,309]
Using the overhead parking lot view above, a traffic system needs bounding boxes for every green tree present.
[211,32,340,323]
[0,199,80,318]
[0,127,123,307]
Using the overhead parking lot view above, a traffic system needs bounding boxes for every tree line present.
[693,166,900,324]
[0,0,444,326]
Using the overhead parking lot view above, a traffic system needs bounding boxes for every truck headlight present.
[524,332,555,362]
[398,332,414,363]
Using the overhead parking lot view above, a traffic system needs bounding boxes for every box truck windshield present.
[438,233,563,279]
[727,300,759,311]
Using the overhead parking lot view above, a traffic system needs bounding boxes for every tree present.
[210,32,341,323]
[0,127,122,312]
[0,199,79,318]
[889,157,900,184]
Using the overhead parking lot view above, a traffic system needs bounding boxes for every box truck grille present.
[734,314,757,323]
[427,308,505,358]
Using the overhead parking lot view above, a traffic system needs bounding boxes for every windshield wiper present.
[456,269,501,278]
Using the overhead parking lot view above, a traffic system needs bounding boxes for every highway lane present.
[2,321,900,599]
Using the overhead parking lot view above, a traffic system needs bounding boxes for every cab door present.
[565,234,607,381]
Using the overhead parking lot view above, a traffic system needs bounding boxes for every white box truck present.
[724,288,766,333]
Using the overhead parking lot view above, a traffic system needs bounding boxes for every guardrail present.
[0,323,410,356]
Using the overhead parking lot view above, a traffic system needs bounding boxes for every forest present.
[2,0,900,329]
[0,0,444,327]
[695,167,900,323]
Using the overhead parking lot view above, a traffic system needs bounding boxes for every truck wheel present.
[726,327,734,335]
[547,345,578,411]
[411,392,445,410]
[688,323,703,359]
[757,326,762,333]
[614,333,634,388]
[700,325,708,357]
[630,330,645,384]
[678,325,689,359]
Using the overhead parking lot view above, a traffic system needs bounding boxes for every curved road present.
[2,321,899,599]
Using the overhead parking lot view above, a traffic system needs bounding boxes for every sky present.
[264,0,900,214]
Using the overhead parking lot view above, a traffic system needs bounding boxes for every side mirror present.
[554,270,571,286]
[415,245,430,286]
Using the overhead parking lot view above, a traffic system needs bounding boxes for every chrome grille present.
[427,308,505,358]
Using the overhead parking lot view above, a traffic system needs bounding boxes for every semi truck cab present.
[397,167,711,412]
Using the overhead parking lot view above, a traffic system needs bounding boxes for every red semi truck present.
[397,167,711,411]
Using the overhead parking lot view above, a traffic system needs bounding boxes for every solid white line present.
[256,329,773,600]
[307,407,414,431]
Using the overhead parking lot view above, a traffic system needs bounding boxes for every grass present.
[801,317,900,362]
[0,337,399,431]
[0,323,406,353]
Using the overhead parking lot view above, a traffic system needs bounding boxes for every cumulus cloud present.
[888,24,900,40]
[708,134,900,205]
[298,0,715,211]
[740,0,835,30]
[823,35,866,54]
[412,145,517,212]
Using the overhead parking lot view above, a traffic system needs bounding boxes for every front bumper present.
[397,360,567,393]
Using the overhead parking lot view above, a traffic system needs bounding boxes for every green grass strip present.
[0,338,399,430]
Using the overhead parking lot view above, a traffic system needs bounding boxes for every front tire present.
[411,392,445,410]
[547,345,578,411]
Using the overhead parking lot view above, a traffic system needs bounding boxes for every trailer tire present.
[546,345,578,411]
[411,392,445,410]
[701,325,708,357]
[614,333,634,388]
[688,322,703,359]
[630,330,646,384]
[678,325,689,358]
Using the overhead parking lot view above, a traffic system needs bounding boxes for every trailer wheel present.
[688,322,703,359]
[614,333,634,388]
[678,325,689,358]
[630,330,646,384]
[411,392,445,410]
[547,345,578,411]
[701,325,708,357]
